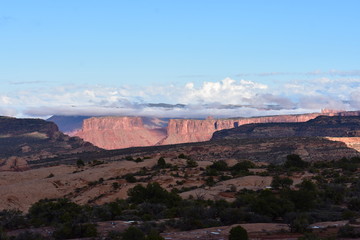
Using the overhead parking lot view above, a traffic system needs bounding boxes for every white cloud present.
[298,95,349,110]
[23,104,315,119]
[1,76,359,118]
[179,78,268,104]
[0,96,12,105]
[350,88,360,109]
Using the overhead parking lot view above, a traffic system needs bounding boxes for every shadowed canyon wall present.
[0,116,97,171]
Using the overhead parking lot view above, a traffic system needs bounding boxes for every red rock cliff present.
[160,113,323,145]
[74,117,167,150]
[161,111,360,145]
[73,111,360,149]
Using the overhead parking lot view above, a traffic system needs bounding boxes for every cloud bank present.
[1,75,360,118]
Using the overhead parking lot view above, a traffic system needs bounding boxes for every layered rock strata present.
[73,111,360,149]
[160,113,322,145]
[74,117,167,150]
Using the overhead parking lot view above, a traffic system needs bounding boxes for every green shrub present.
[209,160,228,171]
[122,226,145,240]
[178,153,188,159]
[205,167,219,176]
[297,233,326,240]
[127,183,181,208]
[338,224,360,238]
[12,231,46,240]
[220,175,232,181]
[125,156,134,161]
[229,225,248,240]
[125,174,137,183]
[92,200,127,221]
[146,230,165,240]
[106,230,122,240]
[348,197,360,211]
[288,189,316,211]
[289,213,310,233]
[271,176,293,189]
[76,159,85,167]
[112,182,120,190]
[27,198,87,227]
[186,159,198,168]
[231,161,255,172]
[0,227,8,240]
[46,173,54,178]
[284,154,309,169]
[205,176,215,186]
[157,157,166,168]
[53,222,97,239]
[251,190,294,219]
[0,209,27,230]
[219,208,244,225]
[90,160,104,166]
[322,183,346,204]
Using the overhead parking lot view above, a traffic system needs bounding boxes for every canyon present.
[66,110,360,150]
[3,112,359,172]
[1,113,360,240]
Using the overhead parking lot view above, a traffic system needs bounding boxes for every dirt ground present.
[0,155,316,212]
[0,158,158,212]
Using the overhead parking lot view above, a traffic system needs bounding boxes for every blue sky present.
[1,1,360,118]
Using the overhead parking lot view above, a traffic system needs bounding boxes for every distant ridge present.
[212,115,360,140]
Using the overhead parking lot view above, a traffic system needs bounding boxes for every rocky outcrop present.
[74,117,167,150]
[327,137,360,152]
[0,116,59,138]
[0,116,97,171]
[160,112,357,145]
[212,115,360,140]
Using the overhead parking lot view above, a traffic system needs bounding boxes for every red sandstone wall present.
[74,117,166,150]
[73,111,360,149]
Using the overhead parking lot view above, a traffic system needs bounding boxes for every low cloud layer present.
[1,76,360,119]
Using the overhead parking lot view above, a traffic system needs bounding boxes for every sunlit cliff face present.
[72,111,360,150]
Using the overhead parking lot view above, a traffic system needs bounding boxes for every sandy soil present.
[0,158,157,212]
[180,175,273,200]
[0,155,313,212]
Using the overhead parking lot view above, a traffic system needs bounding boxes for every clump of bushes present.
[284,154,309,169]
[229,225,248,240]
[124,174,137,183]
[127,183,181,208]
[157,157,166,168]
[53,223,97,239]
[186,159,198,168]
[76,159,85,167]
